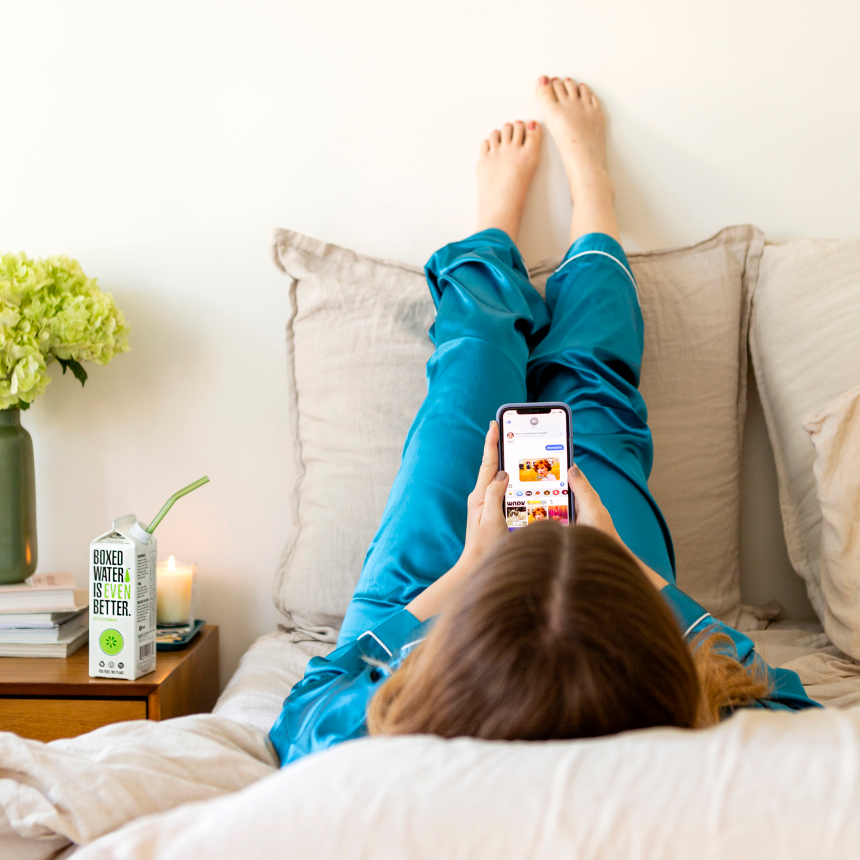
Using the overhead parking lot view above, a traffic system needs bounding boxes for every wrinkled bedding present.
[0,714,276,860]
[751,622,860,708]
[76,708,860,860]
[3,622,860,860]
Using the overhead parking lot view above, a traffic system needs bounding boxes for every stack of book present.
[0,572,88,657]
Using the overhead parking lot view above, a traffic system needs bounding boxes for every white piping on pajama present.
[357,630,393,656]
[683,612,712,639]
[554,250,640,301]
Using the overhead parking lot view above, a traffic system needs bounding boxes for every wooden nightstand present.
[0,624,219,742]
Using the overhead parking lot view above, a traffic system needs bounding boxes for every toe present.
[563,77,579,98]
[501,122,514,143]
[552,77,568,101]
[489,128,502,147]
[578,82,592,102]
[480,138,490,156]
[525,121,542,145]
[536,75,557,101]
[512,120,525,145]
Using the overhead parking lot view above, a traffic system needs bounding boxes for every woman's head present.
[369,521,768,740]
[534,459,551,476]
[369,522,704,740]
[532,507,547,520]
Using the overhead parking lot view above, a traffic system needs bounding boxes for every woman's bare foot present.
[536,76,621,244]
[476,120,542,242]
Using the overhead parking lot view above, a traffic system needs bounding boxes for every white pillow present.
[273,226,765,633]
[76,709,860,860]
[804,385,860,659]
[750,239,860,622]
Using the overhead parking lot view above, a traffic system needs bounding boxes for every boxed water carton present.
[88,477,209,680]
[89,514,157,680]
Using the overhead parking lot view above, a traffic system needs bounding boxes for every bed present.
[2,227,859,858]
[5,620,859,860]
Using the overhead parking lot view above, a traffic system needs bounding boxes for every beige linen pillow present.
[273,226,765,634]
[273,232,433,633]
[804,385,860,659]
[750,239,860,621]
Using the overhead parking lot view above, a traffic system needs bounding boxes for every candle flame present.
[168,555,175,572]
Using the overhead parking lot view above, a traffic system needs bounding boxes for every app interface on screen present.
[502,408,570,531]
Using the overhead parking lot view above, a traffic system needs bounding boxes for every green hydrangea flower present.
[0,253,130,410]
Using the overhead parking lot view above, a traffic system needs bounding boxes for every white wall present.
[4,0,853,684]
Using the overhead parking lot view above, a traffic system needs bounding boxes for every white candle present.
[156,556,196,626]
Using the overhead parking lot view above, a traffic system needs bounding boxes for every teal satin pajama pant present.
[337,229,676,648]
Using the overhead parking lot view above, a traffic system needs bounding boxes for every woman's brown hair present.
[368,522,767,740]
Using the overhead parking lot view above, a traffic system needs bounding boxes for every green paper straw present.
[145,476,210,534]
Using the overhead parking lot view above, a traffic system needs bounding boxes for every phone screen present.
[500,406,572,531]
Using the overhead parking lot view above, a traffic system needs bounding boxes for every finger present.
[473,421,501,494]
[482,469,509,528]
[567,462,600,516]
[568,462,595,492]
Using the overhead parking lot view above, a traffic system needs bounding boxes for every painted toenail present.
[539,76,549,85]
[527,121,536,130]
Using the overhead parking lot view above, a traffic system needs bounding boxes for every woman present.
[269,76,819,766]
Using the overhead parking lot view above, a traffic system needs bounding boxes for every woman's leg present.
[338,121,549,646]
[528,77,675,582]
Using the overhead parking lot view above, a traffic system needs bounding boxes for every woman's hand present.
[566,462,623,543]
[566,463,668,591]
[460,420,510,569]
[406,421,509,622]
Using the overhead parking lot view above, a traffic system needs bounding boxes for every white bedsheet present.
[212,627,331,732]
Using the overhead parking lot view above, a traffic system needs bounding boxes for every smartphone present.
[496,402,574,531]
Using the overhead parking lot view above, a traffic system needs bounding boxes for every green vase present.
[0,409,38,584]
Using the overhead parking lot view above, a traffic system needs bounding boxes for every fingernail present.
[570,463,581,477]
[495,470,508,482]
[527,121,537,130]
